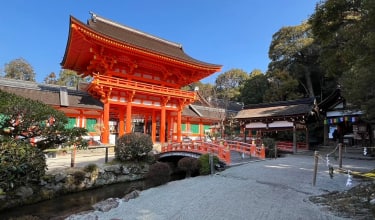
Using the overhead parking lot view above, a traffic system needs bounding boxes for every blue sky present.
[0,0,320,84]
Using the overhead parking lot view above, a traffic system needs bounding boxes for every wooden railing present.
[221,140,266,159]
[277,141,308,152]
[162,141,231,164]
[162,140,266,164]
[91,74,196,100]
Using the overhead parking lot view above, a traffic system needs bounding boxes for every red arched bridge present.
[160,140,266,165]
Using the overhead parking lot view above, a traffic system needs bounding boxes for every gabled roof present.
[85,13,221,69]
[235,98,315,120]
[0,78,103,110]
[62,13,221,72]
[318,88,345,113]
[184,104,225,120]
[208,98,244,113]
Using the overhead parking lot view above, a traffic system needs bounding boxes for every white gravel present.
[66,154,370,220]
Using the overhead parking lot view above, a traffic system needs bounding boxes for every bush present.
[263,137,277,158]
[0,90,88,151]
[83,163,98,173]
[0,139,47,192]
[115,133,153,162]
[145,162,171,187]
[72,170,86,185]
[198,154,219,175]
[177,157,199,177]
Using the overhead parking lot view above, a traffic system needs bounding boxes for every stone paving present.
[46,144,374,172]
[46,146,262,172]
[67,148,374,220]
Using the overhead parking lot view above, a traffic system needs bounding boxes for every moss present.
[83,163,98,173]
[72,170,86,185]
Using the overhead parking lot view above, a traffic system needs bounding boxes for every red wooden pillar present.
[126,92,134,133]
[152,110,156,142]
[168,112,173,142]
[102,99,110,144]
[160,97,168,145]
[119,107,125,137]
[177,104,182,142]
[199,119,204,140]
[79,110,84,128]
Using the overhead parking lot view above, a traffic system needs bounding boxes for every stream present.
[0,174,185,220]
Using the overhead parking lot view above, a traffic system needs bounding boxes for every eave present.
[61,16,222,86]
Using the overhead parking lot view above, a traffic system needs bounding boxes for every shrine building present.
[60,13,222,145]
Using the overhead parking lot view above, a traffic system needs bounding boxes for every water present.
[0,171,186,220]
[0,180,148,220]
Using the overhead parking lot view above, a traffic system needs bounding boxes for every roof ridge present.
[90,12,183,49]
[0,78,39,89]
[244,97,314,109]
[0,78,89,96]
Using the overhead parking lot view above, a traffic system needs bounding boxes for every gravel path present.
[66,154,372,220]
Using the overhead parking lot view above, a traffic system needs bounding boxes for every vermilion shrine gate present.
[61,13,222,145]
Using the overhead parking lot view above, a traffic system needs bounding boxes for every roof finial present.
[89,11,97,22]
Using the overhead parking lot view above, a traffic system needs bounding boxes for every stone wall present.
[0,162,149,211]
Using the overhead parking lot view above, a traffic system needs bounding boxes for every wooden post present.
[293,122,297,154]
[274,144,278,159]
[71,145,77,168]
[338,143,343,168]
[312,151,319,186]
[105,146,109,163]
[209,153,214,175]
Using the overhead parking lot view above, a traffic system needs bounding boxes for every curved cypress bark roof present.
[62,13,221,71]
[85,13,221,69]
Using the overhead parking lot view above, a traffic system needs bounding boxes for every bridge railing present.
[162,139,267,164]
[162,141,231,164]
[219,140,266,159]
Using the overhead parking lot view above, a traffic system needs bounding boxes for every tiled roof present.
[318,88,345,113]
[83,13,221,68]
[0,78,225,121]
[0,78,103,110]
[182,105,225,121]
[235,98,315,120]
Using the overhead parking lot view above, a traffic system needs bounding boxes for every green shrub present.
[177,157,199,177]
[83,163,98,173]
[0,139,47,192]
[198,154,219,175]
[0,90,88,151]
[72,170,86,185]
[263,137,276,158]
[115,133,153,162]
[145,162,171,187]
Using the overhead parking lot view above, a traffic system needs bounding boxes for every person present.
[333,129,338,142]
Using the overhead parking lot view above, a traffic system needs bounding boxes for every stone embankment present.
[0,162,149,211]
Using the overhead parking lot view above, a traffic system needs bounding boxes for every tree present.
[56,69,81,87]
[0,90,88,151]
[239,69,269,105]
[3,58,35,81]
[268,22,322,98]
[0,90,88,192]
[43,72,58,85]
[263,70,302,102]
[337,0,375,122]
[309,0,362,80]
[182,81,214,100]
[310,0,375,122]
[214,68,249,101]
